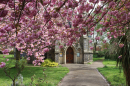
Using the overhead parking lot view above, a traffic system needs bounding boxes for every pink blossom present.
[90,32,94,35]
[114,35,117,38]
[109,1,115,8]
[2,49,9,55]
[27,50,33,56]
[34,64,36,66]
[51,11,59,18]
[89,40,92,43]
[100,31,103,36]
[6,59,9,61]
[0,10,8,17]
[90,27,94,31]
[118,55,122,59]
[43,48,49,53]
[59,45,63,49]
[0,62,6,68]
[27,57,30,60]
[103,40,106,43]
[95,37,100,40]
[0,0,129,72]
[38,63,41,66]
[96,28,102,32]
[90,47,93,50]
[119,44,124,48]
[41,60,44,63]
[107,32,110,35]
[108,37,112,39]
[32,61,35,64]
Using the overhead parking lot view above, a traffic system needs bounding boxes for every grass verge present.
[0,65,69,86]
[98,59,126,86]
[0,54,15,68]
[0,54,69,86]
[93,57,104,62]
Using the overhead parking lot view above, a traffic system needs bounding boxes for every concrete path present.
[58,60,109,86]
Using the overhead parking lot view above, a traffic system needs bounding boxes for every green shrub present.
[93,53,98,58]
[41,59,58,67]
[104,51,118,60]
[97,51,105,57]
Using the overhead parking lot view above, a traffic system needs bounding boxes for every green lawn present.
[0,54,69,86]
[0,54,15,68]
[0,54,14,61]
[93,57,104,62]
[87,56,104,64]
[98,59,126,86]
[0,65,69,86]
[102,59,117,66]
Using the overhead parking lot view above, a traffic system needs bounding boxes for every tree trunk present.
[124,67,130,86]
[93,41,97,54]
[28,55,35,64]
[16,48,20,60]
[15,48,20,68]
[12,80,15,86]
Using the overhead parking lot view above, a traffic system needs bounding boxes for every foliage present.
[98,59,126,86]
[97,51,105,57]
[93,53,98,58]
[108,30,130,85]
[0,55,27,86]
[104,52,118,60]
[0,54,15,68]
[116,35,130,85]
[28,72,47,86]
[41,59,58,67]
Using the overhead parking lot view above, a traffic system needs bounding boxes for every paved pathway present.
[58,60,109,86]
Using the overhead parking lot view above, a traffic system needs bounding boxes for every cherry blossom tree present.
[0,0,130,85]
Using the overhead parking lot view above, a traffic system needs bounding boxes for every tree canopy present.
[0,0,130,85]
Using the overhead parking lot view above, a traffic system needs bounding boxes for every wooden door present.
[66,47,74,63]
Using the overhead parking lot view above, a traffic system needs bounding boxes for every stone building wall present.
[52,34,94,64]
[47,49,55,61]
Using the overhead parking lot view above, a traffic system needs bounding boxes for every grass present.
[0,54,69,86]
[87,62,93,64]
[0,54,15,68]
[0,54,14,61]
[93,57,104,62]
[102,59,117,66]
[87,56,104,64]
[0,65,69,86]
[98,59,126,86]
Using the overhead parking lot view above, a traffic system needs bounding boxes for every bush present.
[104,51,118,60]
[93,53,98,58]
[97,51,105,57]
[41,59,58,67]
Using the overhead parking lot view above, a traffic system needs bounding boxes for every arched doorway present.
[66,47,74,63]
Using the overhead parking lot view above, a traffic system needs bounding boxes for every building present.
[45,34,93,64]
